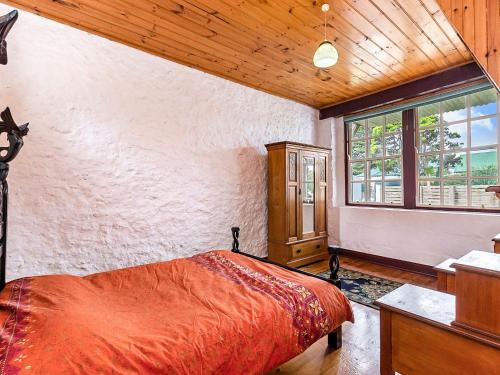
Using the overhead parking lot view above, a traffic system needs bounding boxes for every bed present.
[0,24,353,372]
[0,242,353,374]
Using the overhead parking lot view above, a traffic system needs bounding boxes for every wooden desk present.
[434,258,456,294]
[376,284,500,375]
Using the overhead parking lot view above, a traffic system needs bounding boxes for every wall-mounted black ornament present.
[0,10,18,65]
[0,107,29,162]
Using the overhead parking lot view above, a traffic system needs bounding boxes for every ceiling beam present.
[319,62,486,119]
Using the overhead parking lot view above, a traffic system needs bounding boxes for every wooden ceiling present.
[437,0,500,90]
[1,0,474,108]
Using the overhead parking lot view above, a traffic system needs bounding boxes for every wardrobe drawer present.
[291,239,325,259]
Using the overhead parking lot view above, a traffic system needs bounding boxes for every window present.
[348,111,403,205]
[346,87,500,211]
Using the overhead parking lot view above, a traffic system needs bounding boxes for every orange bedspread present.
[0,250,353,374]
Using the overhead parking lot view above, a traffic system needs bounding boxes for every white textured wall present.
[317,117,500,266]
[0,5,318,280]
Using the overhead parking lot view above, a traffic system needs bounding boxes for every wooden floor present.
[268,256,437,374]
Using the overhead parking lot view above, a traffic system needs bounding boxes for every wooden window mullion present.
[403,109,417,209]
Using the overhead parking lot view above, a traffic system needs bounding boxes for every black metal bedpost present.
[231,227,240,253]
[328,246,341,289]
[0,108,29,291]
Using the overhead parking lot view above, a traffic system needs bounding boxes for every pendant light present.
[313,3,338,69]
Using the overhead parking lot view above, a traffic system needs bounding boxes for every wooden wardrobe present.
[265,141,330,267]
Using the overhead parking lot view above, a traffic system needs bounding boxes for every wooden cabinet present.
[265,141,330,267]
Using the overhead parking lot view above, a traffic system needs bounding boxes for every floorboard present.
[268,255,437,374]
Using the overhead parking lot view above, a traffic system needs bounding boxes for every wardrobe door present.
[287,149,299,242]
[299,150,316,240]
[316,153,328,237]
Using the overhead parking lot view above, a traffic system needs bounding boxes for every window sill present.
[346,203,500,214]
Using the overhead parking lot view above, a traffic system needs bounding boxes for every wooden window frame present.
[345,92,500,213]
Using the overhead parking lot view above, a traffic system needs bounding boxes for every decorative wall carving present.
[0,10,18,65]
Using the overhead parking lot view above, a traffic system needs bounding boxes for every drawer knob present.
[296,249,302,254]
[316,244,320,249]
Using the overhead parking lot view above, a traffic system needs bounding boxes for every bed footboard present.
[230,227,343,349]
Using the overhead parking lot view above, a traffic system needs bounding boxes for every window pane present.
[368,116,384,138]
[368,181,382,203]
[419,102,439,126]
[443,179,468,206]
[419,154,440,178]
[369,137,383,157]
[472,178,500,208]
[444,123,467,150]
[471,89,497,118]
[384,158,401,179]
[419,128,441,152]
[350,121,366,139]
[351,182,366,202]
[368,160,383,180]
[442,96,467,123]
[351,162,365,181]
[385,133,402,156]
[351,140,366,159]
[384,181,402,204]
[418,180,441,206]
[443,152,466,177]
[471,117,498,147]
[386,112,402,133]
[471,149,498,176]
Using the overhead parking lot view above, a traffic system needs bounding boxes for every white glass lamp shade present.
[313,40,338,68]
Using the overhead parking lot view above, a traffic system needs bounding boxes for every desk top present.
[434,258,457,274]
[376,284,455,326]
[451,250,500,276]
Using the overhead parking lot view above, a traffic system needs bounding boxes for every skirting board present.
[330,246,437,277]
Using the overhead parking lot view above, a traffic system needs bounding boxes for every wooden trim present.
[265,141,331,151]
[379,309,394,375]
[493,233,500,254]
[402,109,417,209]
[334,247,437,277]
[319,62,485,119]
[346,203,500,213]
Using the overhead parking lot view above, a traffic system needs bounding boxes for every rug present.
[316,267,402,309]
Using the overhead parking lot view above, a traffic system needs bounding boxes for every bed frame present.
[230,227,343,349]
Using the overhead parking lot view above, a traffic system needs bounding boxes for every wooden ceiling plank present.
[473,0,488,67]
[419,0,471,61]
[395,0,464,65]
[451,0,464,34]
[462,0,475,50]
[3,0,323,106]
[486,0,499,86]
[368,0,450,69]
